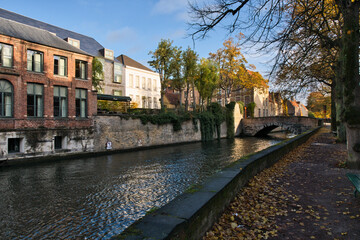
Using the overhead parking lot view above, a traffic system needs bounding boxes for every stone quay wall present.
[93,115,227,152]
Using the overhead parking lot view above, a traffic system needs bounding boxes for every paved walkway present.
[203,128,360,240]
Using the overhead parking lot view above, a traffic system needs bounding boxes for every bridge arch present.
[241,117,319,137]
[253,123,301,137]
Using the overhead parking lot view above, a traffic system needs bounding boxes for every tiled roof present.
[0,17,89,56]
[165,90,180,106]
[0,8,104,57]
[289,100,299,108]
[117,54,154,72]
[300,104,308,111]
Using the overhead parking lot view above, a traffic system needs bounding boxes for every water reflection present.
[0,134,288,239]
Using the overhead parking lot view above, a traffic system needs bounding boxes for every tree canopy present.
[188,0,360,168]
[148,39,175,109]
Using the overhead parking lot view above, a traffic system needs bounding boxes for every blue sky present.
[2,0,273,78]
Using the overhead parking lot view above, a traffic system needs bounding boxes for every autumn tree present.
[182,47,199,111]
[210,36,249,104]
[170,47,184,109]
[272,0,340,134]
[196,58,219,110]
[307,92,332,118]
[149,39,175,110]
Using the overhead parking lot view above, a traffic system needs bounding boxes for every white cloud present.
[170,29,187,39]
[176,11,191,21]
[106,27,137,43]
[152,0,188,15]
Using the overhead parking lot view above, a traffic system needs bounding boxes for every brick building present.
[0,8,160,110]
[0,17,96,160]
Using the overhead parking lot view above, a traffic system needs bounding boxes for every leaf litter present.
[203,128,360,240]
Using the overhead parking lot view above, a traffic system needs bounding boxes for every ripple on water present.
[0,135,287,239]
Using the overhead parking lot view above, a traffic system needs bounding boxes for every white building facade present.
[117,55,161,109]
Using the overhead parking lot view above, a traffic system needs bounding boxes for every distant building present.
[164,89,180,109]
[230,87,270,117]
[269,92,283,116]
[0,17,96,159]
[299,103,308,117]
[287,100,308,116]
[116,55,161,109]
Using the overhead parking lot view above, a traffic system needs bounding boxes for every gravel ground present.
[203,128,360,240]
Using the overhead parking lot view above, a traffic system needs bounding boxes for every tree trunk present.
[335,58,347,141]
[339,0,360,169]
[179,88,183,109]
[185,82,190,112]
[160,90,165,110]
[331,81,337,132]
[192,80,196,111]
[160,74,165,110]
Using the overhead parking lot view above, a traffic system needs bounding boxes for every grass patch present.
[185,183,203,193]
[145,206,160,215]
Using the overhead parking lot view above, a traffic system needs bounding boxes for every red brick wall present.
[0,34,96,130]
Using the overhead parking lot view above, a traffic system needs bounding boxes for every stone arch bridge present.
[240,116,320,137]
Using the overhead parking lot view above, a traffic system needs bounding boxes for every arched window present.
[0,80,13,117]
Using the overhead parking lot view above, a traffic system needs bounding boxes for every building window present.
[147,78,151,90]
[8,138,21,153]
[142,96,147,108]
[54,136,62,150]
[75,88,87,118]
[153,79,157,91]
[148,97,152,108]
[129,74,134,87]
[113,90,122,96]
[27,50,43,72]
[135,76,140,88]
[66,38,80,48]
[54,56,67,76]
[136,95,140,105]
[54,86,67,118]
[142,77,146,89]
[114,63,122,83]
[153,97,158,109]
[114,74,122,83]
[104,49,114,60]
[27,83,43,117]
[258,109,261,117]
[75,60,87,79]
[0,80,13,117]
[0,43,13,68]
[263,109,266,117]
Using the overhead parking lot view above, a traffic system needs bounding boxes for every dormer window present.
[103,48,114,60]
[66,37,80,48]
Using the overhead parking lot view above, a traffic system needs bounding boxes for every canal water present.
[0,133,290,239]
